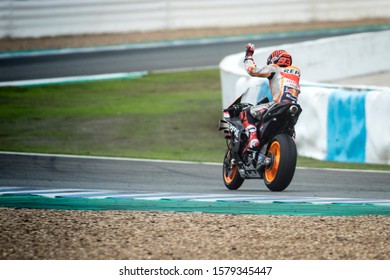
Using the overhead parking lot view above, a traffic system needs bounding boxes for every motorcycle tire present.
[263,134,297,192]
[222,148,244,190]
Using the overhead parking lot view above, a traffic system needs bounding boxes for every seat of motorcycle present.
[256,97,270,105]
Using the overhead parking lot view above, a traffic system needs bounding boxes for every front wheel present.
[263,134,297,192]
[222,147,244,190]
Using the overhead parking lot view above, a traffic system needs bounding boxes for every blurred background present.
[1,0,389,39]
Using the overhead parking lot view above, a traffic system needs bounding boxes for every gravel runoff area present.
[1,19,390,260]
[1,208,389,260]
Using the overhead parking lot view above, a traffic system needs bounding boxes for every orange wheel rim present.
[224,165,238,184]
[265,141,281,182]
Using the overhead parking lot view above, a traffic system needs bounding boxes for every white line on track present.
[1,187,390,206]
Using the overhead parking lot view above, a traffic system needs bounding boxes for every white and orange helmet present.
[267,50,292,67]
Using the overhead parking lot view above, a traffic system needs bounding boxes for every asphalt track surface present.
[0,28,386,82]
[1,152,389,202]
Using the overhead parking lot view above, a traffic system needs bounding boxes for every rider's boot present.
[240,110,259,153]
[244,125,260,153]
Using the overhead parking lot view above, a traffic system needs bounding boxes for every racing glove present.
[227,104,243,117]
[245,43,255,58]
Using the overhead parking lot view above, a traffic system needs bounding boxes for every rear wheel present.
[222,147,244,190]
[263,134,297,191]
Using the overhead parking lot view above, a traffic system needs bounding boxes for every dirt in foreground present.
[1,208,389,260]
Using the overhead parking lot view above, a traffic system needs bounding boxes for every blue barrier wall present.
[326,90,367,163]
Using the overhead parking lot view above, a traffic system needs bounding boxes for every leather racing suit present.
[240,45,301,153]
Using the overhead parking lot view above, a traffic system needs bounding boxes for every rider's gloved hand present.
[245,43,255,58]
[228,104,243,117]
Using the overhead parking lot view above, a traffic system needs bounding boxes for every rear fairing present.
[258,102,302,145]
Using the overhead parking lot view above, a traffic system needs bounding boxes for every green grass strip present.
[1,195,389,216]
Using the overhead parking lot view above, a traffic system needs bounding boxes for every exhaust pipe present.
[289,105,299,114]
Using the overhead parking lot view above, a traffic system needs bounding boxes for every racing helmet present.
[267,50,292,67]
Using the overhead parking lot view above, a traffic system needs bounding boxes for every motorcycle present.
[219,87,302,191]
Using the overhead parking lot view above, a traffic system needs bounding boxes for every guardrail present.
[219,30,390,165]
[297,83,390,164]
[1,0,390,38]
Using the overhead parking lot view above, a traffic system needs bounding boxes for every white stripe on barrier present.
[0,72,148,87]
[365,90,390,164]
[295,85,332,161]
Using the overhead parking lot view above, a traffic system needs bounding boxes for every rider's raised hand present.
[245,43,255,57]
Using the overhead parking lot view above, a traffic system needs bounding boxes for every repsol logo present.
[229,123,240,139]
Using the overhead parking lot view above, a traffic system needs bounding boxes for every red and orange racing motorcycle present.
[219,89,302,191]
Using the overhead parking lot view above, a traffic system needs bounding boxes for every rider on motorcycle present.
[241,43,301,153]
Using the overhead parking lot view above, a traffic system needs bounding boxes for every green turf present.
[1,195,389,216]
[0,70,224,162]
[0,69,389,171]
